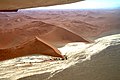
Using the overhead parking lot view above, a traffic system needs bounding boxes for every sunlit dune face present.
[23,0,120,10]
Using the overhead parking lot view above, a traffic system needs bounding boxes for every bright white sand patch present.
[0,34,120,80]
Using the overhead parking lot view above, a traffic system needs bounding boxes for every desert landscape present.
[0,8,120,80]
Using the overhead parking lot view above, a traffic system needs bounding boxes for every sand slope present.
[0,16,89,48]
[18,34,120,80]
[40,27,90,47]
[0,37,64,61]
[0,9,120,80]
[0,34,119,80]
[21,9,120,39]
[18,45,120,80]
[0,14,89,60]
[47,44,120,80]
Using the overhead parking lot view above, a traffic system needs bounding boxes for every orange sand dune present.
[40,27,90,47]
[0,37,64,61]
[0,19,89,61]
[0,20,89,48]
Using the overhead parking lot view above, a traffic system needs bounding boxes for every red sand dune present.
[0,16,89,61]
[0,37,63,61]
[40,26,90,47]
[0,20,89,48]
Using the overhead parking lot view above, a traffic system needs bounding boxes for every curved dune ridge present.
[0,20,89,48]
[0,20,89,61]
[0,37,64,61]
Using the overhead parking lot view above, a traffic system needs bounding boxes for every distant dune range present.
[19,10,120,39]
[0,14,89,61]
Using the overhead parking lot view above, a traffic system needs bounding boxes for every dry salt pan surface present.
[0,34,120,80]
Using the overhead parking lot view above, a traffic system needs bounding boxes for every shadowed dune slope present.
[40,27,90,47]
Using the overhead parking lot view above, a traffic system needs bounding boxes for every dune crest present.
[0,37,64,61]
[0,13,90,61]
